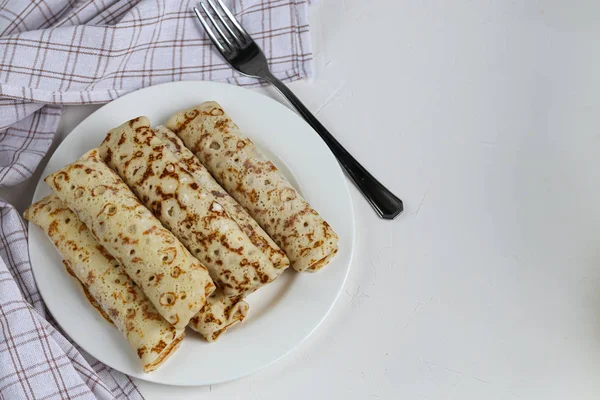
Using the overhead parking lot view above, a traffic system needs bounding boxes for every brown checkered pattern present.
[0,0,313,398]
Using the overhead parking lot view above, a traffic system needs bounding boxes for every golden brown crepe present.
[62,261,113,324]
[153,125,289,270]
[166,102,339,272]
[189,290,248,342]
[44,149,215,329]
[99,118,286,296]
[25,195,185,372]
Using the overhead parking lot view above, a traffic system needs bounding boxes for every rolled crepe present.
[166,102,339,272]
[153,125,289,270]
[189,290,248,342]
[99,117,286,296]
[24,195,185,372]
[45,149,215,329]
[63,261,113,324]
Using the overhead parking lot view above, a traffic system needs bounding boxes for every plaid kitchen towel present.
[0,0,314,398]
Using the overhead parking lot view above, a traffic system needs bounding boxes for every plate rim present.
[28,80,355,386]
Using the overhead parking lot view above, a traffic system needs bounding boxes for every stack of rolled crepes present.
[25,101,339,372]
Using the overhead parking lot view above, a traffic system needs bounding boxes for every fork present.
[193,0,404,220]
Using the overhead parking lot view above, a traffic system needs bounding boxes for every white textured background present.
[6,0,600,398]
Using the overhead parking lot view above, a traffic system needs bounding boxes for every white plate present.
[28,81,355,386]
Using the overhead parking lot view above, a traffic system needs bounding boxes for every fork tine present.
[214,0,252,43]
[199,2,233,49]
[208,0,243,46]
[193,6,227,53]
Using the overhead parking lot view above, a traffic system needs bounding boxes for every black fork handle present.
[263,73,403,220]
